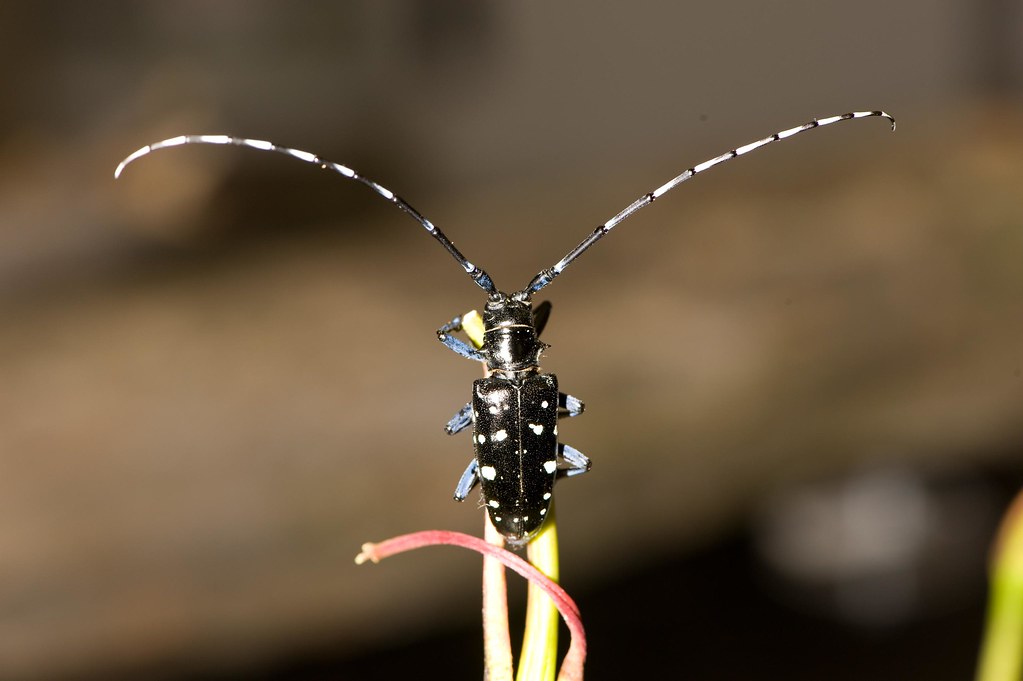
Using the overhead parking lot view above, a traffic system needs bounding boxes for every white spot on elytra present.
[543,460,557,474]
[543,492,552,500]
[541,400,549,409]
[477,434,486,444]
[493,429,508,442]
[494,516,502,522]
[528,423,544,435]
[540,508,547,516]
[488,500,500,508]
[489,405,498,414]
[553,425,558,436]
[480,466,497,481]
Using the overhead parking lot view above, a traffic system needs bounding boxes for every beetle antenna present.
[523,110,895,294]
[115,135,498,295]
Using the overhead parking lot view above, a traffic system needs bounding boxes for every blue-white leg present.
[453,458,479,501]
[558,443,591,478]
[437,315,486,362]
[559,392,585,418]
[445,402,473,435]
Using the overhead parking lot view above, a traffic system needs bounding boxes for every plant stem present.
[355,529,586,681]
[976,487,1023,681]
[483,513,514,681]
[519,501,561,681]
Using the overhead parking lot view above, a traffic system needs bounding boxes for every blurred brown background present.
[2,2,1023,679]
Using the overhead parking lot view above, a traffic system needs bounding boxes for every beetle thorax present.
[482,292,545,375]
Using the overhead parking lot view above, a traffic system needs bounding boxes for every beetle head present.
[482,292,545,372]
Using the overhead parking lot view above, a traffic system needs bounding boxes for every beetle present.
[116,110,894,544]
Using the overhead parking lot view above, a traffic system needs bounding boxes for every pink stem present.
[357,530,586,680]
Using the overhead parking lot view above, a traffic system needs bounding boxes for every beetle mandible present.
[116,110,895,544]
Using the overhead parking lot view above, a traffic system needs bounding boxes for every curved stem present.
[355,529,586,681]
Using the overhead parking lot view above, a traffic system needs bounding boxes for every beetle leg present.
[558,392,585,418]
[444,402,474,435]
[437,315,486,362]
[453,458,479,501]
[557,443,591,478]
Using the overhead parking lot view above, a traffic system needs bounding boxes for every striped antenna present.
[115,135,498,295]
[523,110,895,295]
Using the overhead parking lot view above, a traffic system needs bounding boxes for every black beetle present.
[115,110,894,544]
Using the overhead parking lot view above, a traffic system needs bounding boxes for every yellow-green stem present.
[519,502,561,681]
[976,489,1023,681]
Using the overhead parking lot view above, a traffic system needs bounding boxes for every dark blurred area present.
[2,2,1023,679]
